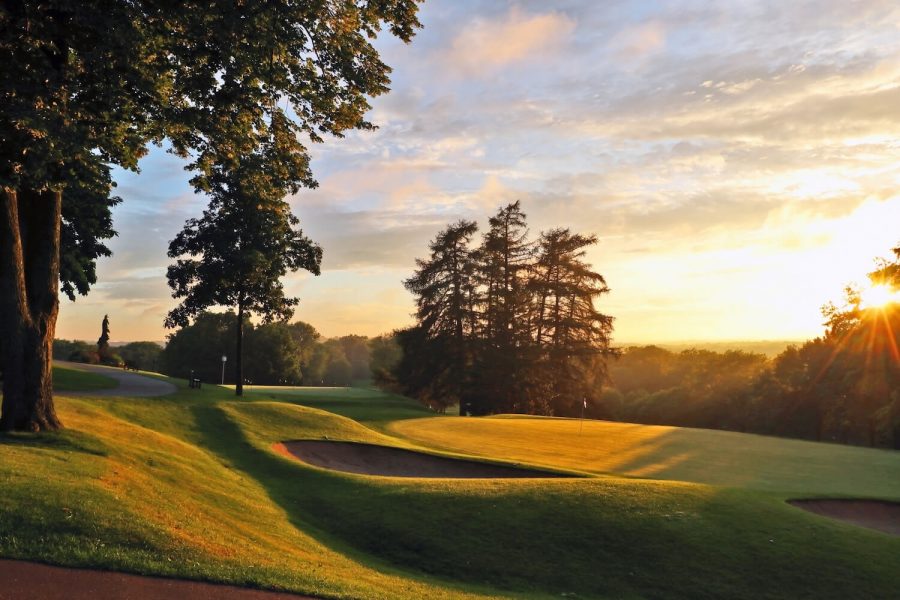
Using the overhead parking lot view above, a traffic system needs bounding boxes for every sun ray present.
[859,284,900,310]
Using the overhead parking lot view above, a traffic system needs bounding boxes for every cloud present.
[442,7,575,77]
[58,0,900,344]
[608,21,666,62]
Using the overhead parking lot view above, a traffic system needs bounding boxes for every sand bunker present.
[789,499,900,537]
[274,440,570,478]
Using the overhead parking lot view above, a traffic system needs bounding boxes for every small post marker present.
[579,398,586,436]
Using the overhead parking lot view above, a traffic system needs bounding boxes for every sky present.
[56,0,900,345]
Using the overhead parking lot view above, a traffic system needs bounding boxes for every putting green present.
[389,415,900,497]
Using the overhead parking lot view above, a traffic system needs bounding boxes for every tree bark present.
[0,188,63,432]
[235,298,244,397]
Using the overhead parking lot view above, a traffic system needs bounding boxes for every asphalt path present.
[54,360,177,397]
[0,560,315,600]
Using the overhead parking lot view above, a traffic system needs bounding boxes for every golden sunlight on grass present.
[390,416,900,497]
[860,284,900,310]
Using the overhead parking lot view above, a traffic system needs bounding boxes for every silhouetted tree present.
[404,220,478,412]
[166,193,321,396]
[0,1,422,430]
[395,203,616,417]
[529,228,614,414]
[467,203,535,414]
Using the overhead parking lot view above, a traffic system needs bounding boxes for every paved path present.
[55,360,177,397]
[0,560,315,600]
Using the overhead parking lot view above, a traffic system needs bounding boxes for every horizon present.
[55,1,900,345]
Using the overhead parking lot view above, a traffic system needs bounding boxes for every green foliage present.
[0,0,422,425]
[166,194,322,396]
[322,341,353,386]
[334,335,372,381]
[160,313,370,387]
[52,339,97,364]
[369,333,402,385]
[607,346,768,429]
[244,323,303,385]
[117,342,163,372]
[162,312,235,383]
[166,196,322,329]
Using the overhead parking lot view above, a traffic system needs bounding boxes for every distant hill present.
[615,340,801,357]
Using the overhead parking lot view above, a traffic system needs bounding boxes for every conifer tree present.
[530,228,614,414]
[403,220,478,411]
[472,202,533,414]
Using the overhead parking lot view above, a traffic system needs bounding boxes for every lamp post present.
[221,354,227,385]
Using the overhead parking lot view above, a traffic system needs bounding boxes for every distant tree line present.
[598,301,899,449]
[390,202,615,415]
[585,246,900,449]
[599,346,769,430]
[55,313,400,388]
[53,339,164,372]
[160,312,376,387]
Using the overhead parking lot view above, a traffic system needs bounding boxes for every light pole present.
[221,354,227,385]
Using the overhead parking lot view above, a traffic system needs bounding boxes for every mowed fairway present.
[0,379,897,599]
[389,415,900,497]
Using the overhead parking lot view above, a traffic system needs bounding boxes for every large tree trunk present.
[0,189,63,432]
[235,299,244,397]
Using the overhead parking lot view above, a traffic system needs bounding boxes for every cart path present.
[55,360,177,397]
[0,559,317,600]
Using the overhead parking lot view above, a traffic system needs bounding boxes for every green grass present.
[51,365,118,392]
[389,415,900,497]
[0,378,897,599]
[251,385,437,428]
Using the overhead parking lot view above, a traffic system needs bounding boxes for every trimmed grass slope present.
[389,415,900,497]
[52,365,118,392]
[0,379,898,599]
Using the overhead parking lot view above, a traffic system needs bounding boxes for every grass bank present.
[0,378,897,599]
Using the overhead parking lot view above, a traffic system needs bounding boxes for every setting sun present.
[860,284,900,310]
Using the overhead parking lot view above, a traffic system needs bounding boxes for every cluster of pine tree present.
[393,202,615,416]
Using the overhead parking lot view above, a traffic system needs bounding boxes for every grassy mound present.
[0,380,897,599]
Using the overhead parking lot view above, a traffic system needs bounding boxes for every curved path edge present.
[54,360,178,397]
[0,559,318,600]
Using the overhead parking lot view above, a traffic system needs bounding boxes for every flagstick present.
[579,398,585,436]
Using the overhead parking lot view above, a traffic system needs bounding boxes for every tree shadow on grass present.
[188,402,514,597]
[190,402,900,600]
[0,429,108,456]
[266,394,436,427]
